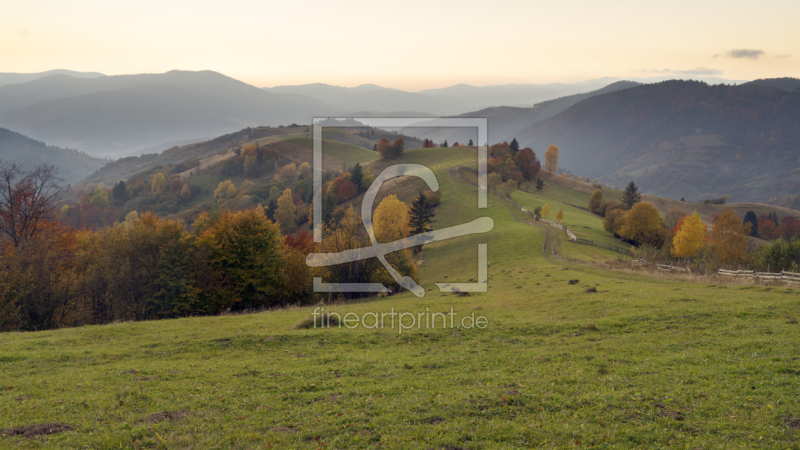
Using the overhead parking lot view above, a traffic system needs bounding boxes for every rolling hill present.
[0,71,340,157]
[5,145,800,448]
[0,127,106,184]
[517,79,800,204]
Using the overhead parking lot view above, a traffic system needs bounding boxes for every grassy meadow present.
[2,147,800,449]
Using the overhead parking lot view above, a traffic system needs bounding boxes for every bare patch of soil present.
[143,410,187,424]
[1,423,75,438]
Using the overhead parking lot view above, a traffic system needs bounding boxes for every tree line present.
[590,181,800,271]
[0,160,438,332]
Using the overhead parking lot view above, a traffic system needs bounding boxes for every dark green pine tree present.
[409,193,435,236]
[350,163,363,193]
[266,197,278,221]
[468,139,474,146]
[441,140,448,148]
[535,178,544,192]
[621,181,641,210]
[112,180,130,203]
[743,211,758,237]
[509,138,520,155]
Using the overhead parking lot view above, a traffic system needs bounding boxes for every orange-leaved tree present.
[711,207,751,266]
[757,215,780,240]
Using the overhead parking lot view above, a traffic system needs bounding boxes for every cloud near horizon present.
[714,49,766,59]
[642,67,723,76]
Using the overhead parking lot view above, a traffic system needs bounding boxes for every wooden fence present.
[717,269,800,283]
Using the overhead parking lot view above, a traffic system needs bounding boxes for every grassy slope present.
[280,137,379,167]
[2,148,800,449]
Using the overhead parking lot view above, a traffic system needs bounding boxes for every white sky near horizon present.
[1,0,798,91]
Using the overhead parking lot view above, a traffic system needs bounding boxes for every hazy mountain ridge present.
[401,81,642,145]
[0,127,107,184]
[0,71,340,157]
[516,79,800,203]
[0,69,105,88]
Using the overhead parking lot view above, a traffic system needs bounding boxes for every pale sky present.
[2,0,798,91]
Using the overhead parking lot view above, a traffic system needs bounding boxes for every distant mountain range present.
[0,128,106,184]
[0,69,747,160]
[399,81,642,145]
[0,70,339,157]
[516,78,800,203]
[0,69,105,87]
[263,77,723,115]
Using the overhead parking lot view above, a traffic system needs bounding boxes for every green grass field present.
[281,137,379,166]
[2,147,800,449]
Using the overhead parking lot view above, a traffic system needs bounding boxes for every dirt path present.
[453,167,566,263]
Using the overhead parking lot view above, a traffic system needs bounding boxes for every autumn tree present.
[298,162,312,180]
[376,138,392,158]
[758,215,780,240]
[275,188,297,234]
[89,187,110,208]
[671,213,707,258]
[214,180,236,199]
[373,195,410,243]
[711,208,750,265]
[180,184,192,201]
[0,161,64,248]
[779,216,800,240]
[195,208,285,311]
[588,189,603,214]
[603,209,626,236]
[555,209,564,223]
[544,145,559,174]
[541,202,551,219]
[487,173,503,191]
[336,179,358,202]
[514,148,541,181]
[618,202,664,247]
[387,138,406,158]
[500,179,517,197]
[621,181,641,210]
[278,162,298,181]
[151,172,166,192]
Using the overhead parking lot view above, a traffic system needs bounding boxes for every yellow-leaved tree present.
[151,173,166,192]
[373,195,409,243]
[214,180,236,199]
[555,209,564,223]
[544,145,558,174]
[541,203,551,219]
[618,202,665,248]
[275,188,297,234]
[671,212,706,258]
[711,207,751,265]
